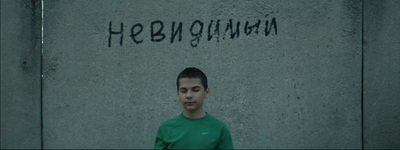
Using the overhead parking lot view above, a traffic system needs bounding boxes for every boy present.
[154,67,234,149]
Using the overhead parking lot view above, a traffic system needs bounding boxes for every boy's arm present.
[154,126,167,149]
[217,125,234,149]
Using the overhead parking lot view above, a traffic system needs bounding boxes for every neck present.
[183,109,206,119]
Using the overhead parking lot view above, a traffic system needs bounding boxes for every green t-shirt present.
[154,112,234,149]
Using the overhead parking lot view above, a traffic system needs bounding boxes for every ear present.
[205,88,210,98]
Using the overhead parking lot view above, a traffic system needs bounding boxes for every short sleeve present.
[154,125,168,150]
[216,125,234,149]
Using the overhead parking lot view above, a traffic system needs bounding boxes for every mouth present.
[185,102,196,106]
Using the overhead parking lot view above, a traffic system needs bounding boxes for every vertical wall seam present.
[40,0,44,149]
[361,0,365,149]
[29,0,44,148]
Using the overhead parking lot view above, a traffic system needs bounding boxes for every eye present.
[180,89,187,93]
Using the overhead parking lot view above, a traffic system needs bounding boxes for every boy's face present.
[177,78,210,112]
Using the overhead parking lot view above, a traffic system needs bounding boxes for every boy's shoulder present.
[160,112,227,128]
[159,113,184,127]
[205,113,227,126]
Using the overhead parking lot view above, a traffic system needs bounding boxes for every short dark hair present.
[177,67,208,91]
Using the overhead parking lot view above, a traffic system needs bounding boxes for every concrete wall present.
[363,0,400,149]
[1,0,42,149]
[1,0,399,149]
[42,0,362,149]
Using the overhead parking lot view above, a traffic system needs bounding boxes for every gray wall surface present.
[42,0,362,149]
[1,0,399,149]
[363,0,400,149]
[1,0,42,149]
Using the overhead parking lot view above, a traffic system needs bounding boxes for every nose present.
[186,90,193,99]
